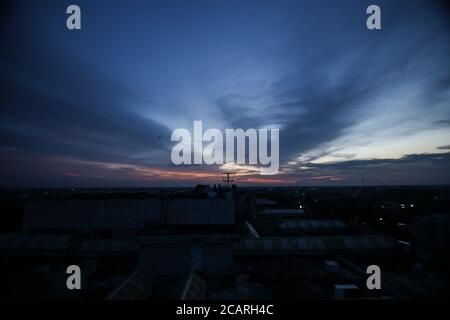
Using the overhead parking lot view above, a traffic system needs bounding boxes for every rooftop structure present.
[236,235,396,256]
[136,234,237,275]
[23,197,235,237]
[0,234,138,257]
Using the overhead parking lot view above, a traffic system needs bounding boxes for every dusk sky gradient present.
[1,0,449,186]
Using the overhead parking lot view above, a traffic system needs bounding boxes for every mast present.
[222,172,235,191]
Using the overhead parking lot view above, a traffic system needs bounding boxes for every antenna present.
[222,172,235,190]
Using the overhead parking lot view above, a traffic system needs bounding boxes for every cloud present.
[0,42,173,168]
[278,152,450,185]
[435,119,450,126]
[211,0,450,168]
[270,8,449,165]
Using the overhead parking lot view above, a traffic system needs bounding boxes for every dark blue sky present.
[0,0,449,186]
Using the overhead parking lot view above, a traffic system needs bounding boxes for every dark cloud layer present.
[1,28,173,169]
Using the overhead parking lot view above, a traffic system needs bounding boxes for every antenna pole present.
[222,172,235,191]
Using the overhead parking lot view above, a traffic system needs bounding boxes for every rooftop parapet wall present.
[23,198,235,232]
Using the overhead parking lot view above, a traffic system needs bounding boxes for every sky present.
[0,0,449,187]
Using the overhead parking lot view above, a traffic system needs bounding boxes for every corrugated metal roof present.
[0,234,73,251]
[0,234,138,254]
[76,239,138,252]
[279,220,347,229]
[262,209,305,216]
[236,235,396,254]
